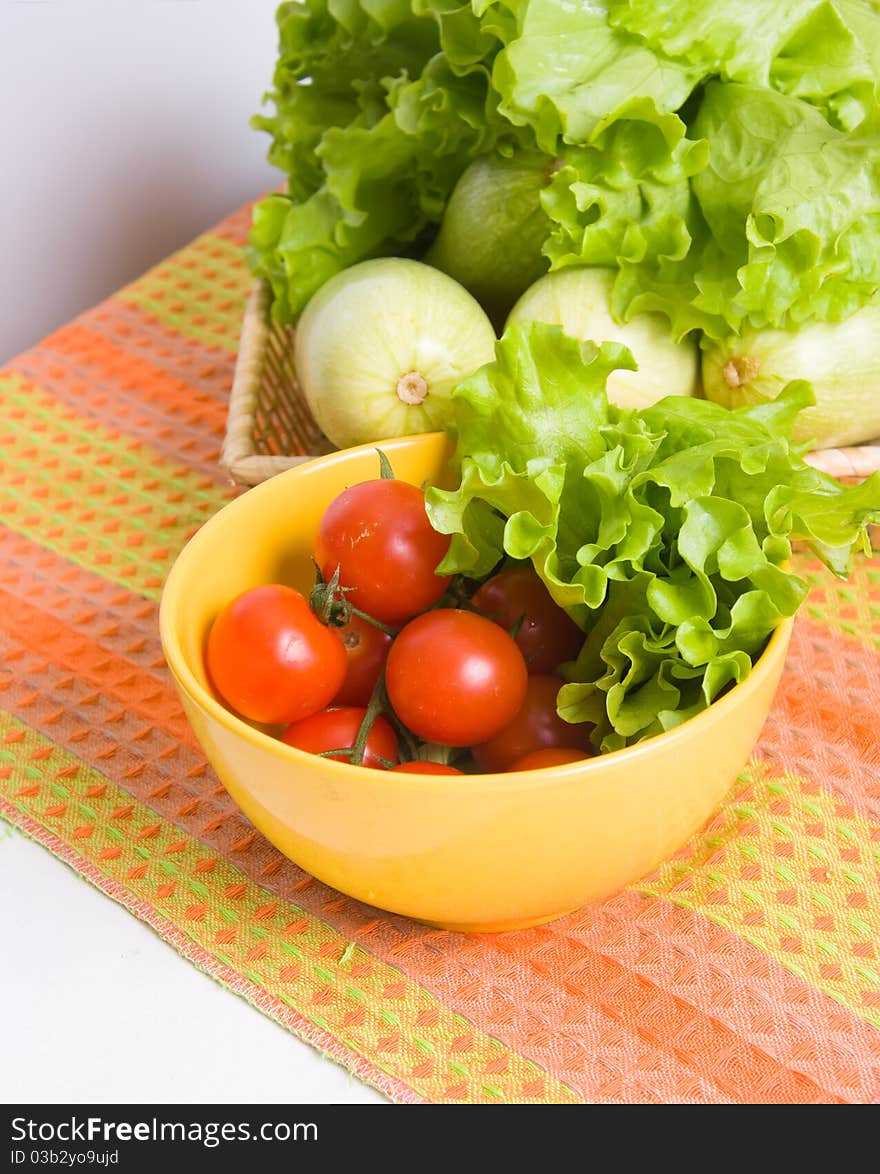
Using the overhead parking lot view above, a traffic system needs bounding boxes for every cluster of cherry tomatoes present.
[205,467,594,773]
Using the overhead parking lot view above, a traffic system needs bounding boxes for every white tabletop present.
[0,827,386,1105]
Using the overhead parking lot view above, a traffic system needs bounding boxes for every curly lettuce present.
[608,0,880,131]
[250,0,880,335]
[248,0,715,321]
[426,323,880,750]
[691,82,880,331]
[489,0,702,152]
[248,0,515,319]
[612,81,880,338]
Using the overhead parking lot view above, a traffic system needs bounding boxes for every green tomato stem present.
[383,705,420,763]
[310,562,398,635]
[349,666,392,766]
[376,449,396,480]
[347,605,398,637]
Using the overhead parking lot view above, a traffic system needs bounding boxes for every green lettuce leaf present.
[490,0,702,152]
[607,0,816,86]
[248,0,512,320]
[610,80,880,338]
[608,0,880,131]
[427,322,880,750]
[769,0,880,131]
[251,0,438,198]
[248,0,880,336]
[691,82,880,331]
[538,117,711,338]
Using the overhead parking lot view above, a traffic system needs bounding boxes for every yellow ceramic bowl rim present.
[159,441,794,796]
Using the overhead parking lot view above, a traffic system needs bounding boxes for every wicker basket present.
[222,280,880,496]
[220,282,332,486]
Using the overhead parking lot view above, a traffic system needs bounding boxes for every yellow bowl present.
[160,432,792,933]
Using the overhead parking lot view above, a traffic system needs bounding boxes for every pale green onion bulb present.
[507,268,699,410]
[294,258,497,450]
[702,303,880,449]
[425,153,551,324]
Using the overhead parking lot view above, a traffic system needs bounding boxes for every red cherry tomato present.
[385,609,528,746]
[206,584,347,725]
[471,674,594,773]
[332,614,393,707]
[507,747,592,771]
[391,761,464,775]
[280,706,398,769]
[315,478,451,626]
[472,566,583,673]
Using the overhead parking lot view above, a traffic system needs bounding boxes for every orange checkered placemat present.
[2,202,880,1105]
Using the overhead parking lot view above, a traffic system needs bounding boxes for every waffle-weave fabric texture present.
[2,202,880,1105]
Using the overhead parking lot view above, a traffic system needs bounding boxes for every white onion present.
[425,154,550,323]
[701,304,880,449]
[294,259,497,449]
[506,268,699,409]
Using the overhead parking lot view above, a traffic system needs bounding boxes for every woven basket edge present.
[805,444,880,482]
[220,280,273,476]
[223,452,315,487]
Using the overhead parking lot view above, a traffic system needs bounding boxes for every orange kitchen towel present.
[1,202,879,1103]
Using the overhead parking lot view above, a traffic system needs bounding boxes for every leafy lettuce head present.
[427,322,880,750]
[249,0,880,334]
